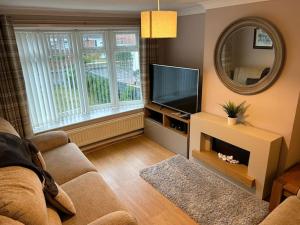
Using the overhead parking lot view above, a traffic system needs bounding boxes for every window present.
[15,28,142,132]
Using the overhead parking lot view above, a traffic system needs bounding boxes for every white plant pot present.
[227,117,237,125]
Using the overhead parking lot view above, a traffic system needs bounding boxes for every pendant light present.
[141,0,177,38]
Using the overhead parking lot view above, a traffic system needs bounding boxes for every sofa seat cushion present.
[61,172,125,225]
[260,196,300,225]
[42,143,97,184]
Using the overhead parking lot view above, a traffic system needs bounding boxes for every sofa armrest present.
[29,131,69,153]
[259,196,300,225]
[88,211,138,225]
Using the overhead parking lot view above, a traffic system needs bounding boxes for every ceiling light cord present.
[157,0,160,11]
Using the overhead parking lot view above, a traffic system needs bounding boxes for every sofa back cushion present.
[0,118,20,137]
[0,166,48,225]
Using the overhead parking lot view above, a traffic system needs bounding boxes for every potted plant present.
[221,101,244,125]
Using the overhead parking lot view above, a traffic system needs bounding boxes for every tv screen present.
[150,64,200,114]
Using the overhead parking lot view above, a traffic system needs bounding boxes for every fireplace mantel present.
[190,112,282,199]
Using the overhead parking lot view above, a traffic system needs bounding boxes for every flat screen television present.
[150,64,201,114]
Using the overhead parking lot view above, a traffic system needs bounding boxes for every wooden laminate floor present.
[86,135,198,225]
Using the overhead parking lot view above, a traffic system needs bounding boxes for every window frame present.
[15,27,143,132]
[111,31,141,106]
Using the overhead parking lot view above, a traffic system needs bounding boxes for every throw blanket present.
[0,132,58,197]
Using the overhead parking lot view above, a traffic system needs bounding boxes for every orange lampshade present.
[141,10,177,38]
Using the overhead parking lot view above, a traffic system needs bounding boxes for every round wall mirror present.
[214,17,285,95]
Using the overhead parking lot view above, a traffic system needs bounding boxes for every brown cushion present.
[61,172,125,225]
[259,196,300,225]
[45,183,76,216]
[0,118,20,137]
[0,215,24,225]
[87,211,138,225]
[0,166,48,225]
[47,207,62,225]
[42,143,97,184]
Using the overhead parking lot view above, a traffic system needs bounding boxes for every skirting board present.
[81,129,144,153]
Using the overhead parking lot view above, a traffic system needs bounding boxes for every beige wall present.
[202,0,300,172]
[159,13,205,69]
[288,95,300,168]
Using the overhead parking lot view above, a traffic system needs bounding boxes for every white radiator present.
[67,112,144,147]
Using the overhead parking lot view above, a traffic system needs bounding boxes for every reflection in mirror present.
[221,26,275,86]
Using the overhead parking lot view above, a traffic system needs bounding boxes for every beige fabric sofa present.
[0,118,138,225]
[259,190,300,225]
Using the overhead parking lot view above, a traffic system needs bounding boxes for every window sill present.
[34,104,144,134]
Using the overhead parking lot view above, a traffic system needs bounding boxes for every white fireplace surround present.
[189,112,282,199]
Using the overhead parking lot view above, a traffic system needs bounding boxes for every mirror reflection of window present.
[221,26,275,86]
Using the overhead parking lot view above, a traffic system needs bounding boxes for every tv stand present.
[144,103,190,158]
[179,113,190,119]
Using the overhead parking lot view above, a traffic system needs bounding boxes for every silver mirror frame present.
[214,17,285,95]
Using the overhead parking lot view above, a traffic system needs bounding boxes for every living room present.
[0,0,299,225]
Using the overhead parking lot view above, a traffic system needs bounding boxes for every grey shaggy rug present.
[140,155,269,225]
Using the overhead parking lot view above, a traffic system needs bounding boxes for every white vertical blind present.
[15,29,142,132]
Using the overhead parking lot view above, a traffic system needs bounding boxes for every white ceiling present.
[0,0,271,14]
